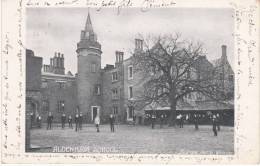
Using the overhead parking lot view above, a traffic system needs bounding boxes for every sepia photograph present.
[24,7,235,154]
[2,0,260,163]
[21,8,238,155]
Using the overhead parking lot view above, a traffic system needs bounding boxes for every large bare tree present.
[132,34,228,126]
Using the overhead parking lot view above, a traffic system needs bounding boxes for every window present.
[112,71,118,81]
[112,88,118,99]
[57,100,65,112]
[42,100,49,112]
[57,82,66,89]
[41,81,48,88]
[129,86,133,99]
[113,106,118,115]
[94,84,101,95]
[91,63,97,73]
[128,65,133,79]
[127,106,134,119]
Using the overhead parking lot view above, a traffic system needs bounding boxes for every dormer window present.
[85,32,89,38]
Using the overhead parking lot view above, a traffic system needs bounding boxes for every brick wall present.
[40,74,77,123]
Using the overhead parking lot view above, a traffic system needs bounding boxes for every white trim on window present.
[128,65,133,80]
[128,86,133,99]
[112,71,118,82]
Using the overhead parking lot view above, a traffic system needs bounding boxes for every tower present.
[76,12,102,122]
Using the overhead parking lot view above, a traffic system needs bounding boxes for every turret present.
[76,12,103,123]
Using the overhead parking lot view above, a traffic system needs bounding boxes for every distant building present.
[27,12,234,125]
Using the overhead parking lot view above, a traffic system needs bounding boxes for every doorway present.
[91,106,100,121]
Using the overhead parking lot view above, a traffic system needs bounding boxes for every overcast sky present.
[26,7,234,74]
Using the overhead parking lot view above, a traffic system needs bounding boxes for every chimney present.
[115,51,124,67]
[221,45,227,58]
[115,51,124,63]
[61,54,64,68]
[135,39,143,51]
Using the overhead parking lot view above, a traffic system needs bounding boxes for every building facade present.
[41,54,77,122]
[27,13,234,125]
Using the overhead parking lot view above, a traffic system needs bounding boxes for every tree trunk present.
[168,100,177,126]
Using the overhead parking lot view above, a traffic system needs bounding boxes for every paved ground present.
[29,124,234,154]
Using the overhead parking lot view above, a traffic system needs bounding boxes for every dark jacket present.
[47,115,53,123]
[61,115,66,122]
[109,117,115,124]
[212,119,217,130]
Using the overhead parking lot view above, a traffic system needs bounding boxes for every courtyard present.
[29,124,234,154]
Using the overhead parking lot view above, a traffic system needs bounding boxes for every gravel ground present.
[29,123,234,154]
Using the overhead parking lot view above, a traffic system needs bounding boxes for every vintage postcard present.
[1,0,259,164]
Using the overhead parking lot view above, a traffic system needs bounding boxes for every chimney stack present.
[115,51,124,67]
[61,54,64,68]
[135,39,143,51]
[115,51,124,63]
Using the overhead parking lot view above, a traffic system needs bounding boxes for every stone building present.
[26,49,42,150]
[41,52,77,122]
[26,49,43,121]
[27,12,234,125]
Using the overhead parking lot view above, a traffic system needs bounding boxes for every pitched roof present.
[85,12,94,33]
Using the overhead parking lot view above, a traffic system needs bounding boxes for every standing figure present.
[180,114,184,128]
[151,114,156,129]
[30,112,34,128]
[194,114,199,130]
[68,115,73,128]
[79,113,83,130]
[216,113,221,131]
[177,114,183,128]
[37,115,42,128]
[133,115,136,126]
[212,115,218,136]
[61,113,66,129]
[109,114,115,132]
[75,113,79,132]
[94,115,100,132]
[160,114,164,128]
[47,112,53,130]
